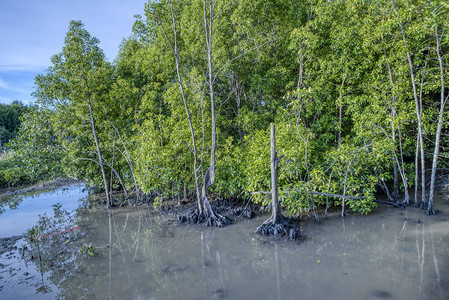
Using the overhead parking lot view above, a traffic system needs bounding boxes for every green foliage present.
[10,0,446,215]
[80,243,96,256]
[0,101,32,148]
[0,151,29,187]
[25,203,77,244]
[8,108,65,184]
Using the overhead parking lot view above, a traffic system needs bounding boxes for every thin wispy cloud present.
[0,77,27,94]
[0,0,146,105]
[0,77,9,90]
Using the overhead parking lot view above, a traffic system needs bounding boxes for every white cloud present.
[0,77,9,90]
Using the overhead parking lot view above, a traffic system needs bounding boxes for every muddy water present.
[1,186,448,300]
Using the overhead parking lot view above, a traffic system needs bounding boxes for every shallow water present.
[1,185,448,300]
[0,184,87,237]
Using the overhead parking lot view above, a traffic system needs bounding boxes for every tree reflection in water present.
[18,198,449,300]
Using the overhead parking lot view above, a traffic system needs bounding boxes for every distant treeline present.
[0,101,32,148]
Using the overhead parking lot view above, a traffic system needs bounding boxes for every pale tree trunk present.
[392,127,400,198]
[396,120,410,204]
[391,0,427,206]
[109,132,116,197]
[337,76,346,147]
[200,0,229,226]
[270,124,281,223]
[162,0,228,226]
[85,78,111,208]
[427,28,446,215]
[341,161,351,217]
[233,71,244,141]
[109,122,141,202]
[384,45,400,198]
[202,0,217,208]
[403,29,427,206]
[256,124,300,239]
[415,133,419,207]
[391,106,399,199]
[162,0,202,211]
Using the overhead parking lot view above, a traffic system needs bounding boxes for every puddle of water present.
[1,185,449,300]
[0,184,87,237]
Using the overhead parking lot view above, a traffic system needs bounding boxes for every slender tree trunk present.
[397,121,410,204]
[257,124,280,223]
[271,124,281,223]
[415,133,419,207]
[85,82,111,208]
[406,40,427,206]
[202,0,217,199]
[392,133,400,198]
[391,108,399,198]
[384,45,400,198]
[391,0,427,205]
[256,124,300,239]
[164,0,202,212]
[109,122,140,201]
[234,73,244,141]
[338,106,342,146]
[198,0,229,226]
[324,169,334,218]
[337,76,346,147]
[163,0,228,226]
[428,28,446,215]
[110,132,116,197]
[341,161,351,217]
[297,54,304,90]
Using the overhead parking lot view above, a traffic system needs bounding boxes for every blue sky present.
[0,0,147,105]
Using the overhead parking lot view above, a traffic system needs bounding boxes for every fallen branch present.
[309,191,363,200]
[40,226,83,240]
[252,190,404,210]
[374,199,404,208]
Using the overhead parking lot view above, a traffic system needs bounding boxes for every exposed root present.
[400,196,410,206]
[426,205,437,215]
[177,207,231,227]
[392,188,400,199]
[232,206,255,219]
[256,215,302,241]
[419,201,428,209]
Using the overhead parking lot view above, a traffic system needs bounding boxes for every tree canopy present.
[4,0,448,216]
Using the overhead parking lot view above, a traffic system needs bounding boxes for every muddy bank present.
[0,178,79,198]
[0,183,87,237]
[0,236,22,255]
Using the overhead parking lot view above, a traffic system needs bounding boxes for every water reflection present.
[274,243,282,300]
[430,223,443,298]
[1,186,448,299]
[0,183,87,237]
